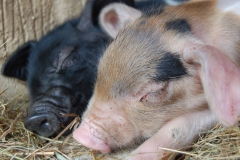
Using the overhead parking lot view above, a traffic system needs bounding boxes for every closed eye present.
[140,94,147,102]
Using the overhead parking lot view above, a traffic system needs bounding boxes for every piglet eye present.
[140,94,147,102]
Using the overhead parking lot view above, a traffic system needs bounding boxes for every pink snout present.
[73,122,111,153]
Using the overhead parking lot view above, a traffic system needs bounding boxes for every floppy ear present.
[1,41,36,81]
[183,42,240,127]
[99,3,142,38]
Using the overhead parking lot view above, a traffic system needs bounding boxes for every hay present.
[184,121,240,160]
[160,120,240,160]
[0,95,92,160]
[0,94,239,160]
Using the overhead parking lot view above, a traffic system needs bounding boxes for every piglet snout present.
[24,87,78,137]
[73,121,111,153]
[24,113,60,137]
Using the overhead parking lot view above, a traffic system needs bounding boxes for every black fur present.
[2,41,36,81]
[165,19,191,33]
[155,53,187,81]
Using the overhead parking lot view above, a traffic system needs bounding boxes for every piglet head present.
[98,0,240,128]
[73,3,209,153]
[74,40,206,154]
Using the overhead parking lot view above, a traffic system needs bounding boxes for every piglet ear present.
[77,0,135,31]
[99,3,142,38]
[1,41,36,81]
[183,41,240,127]
[77,0,95,31]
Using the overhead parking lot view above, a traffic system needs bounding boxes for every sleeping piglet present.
[73,0,240,159]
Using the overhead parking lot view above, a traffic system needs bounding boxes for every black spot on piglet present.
[165,19,191,33]
[155,53,188,81]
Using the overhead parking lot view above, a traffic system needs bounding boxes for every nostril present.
[24,113,60,137]
[41,119,51,129]
[41,119,48,125]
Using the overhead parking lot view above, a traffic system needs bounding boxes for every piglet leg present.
[129,109,216,160]
[183,42,240,126]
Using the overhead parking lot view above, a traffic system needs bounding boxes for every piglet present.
[73,0,240,159]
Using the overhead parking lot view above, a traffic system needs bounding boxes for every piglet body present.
[74,0,240,159]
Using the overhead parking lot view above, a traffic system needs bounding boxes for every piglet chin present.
[73,125,111,153]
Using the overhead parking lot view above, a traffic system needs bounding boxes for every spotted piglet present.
[73,0,240,159]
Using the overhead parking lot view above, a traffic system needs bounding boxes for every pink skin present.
[74,109,216,160]
[183,42,240,126]
[129,109,216,160]
[73,97,136,154]
[73,120,111,153]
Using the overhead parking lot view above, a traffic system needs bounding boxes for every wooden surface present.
[0,0,87,100]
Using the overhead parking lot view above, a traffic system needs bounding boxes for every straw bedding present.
[0,93,239,160]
